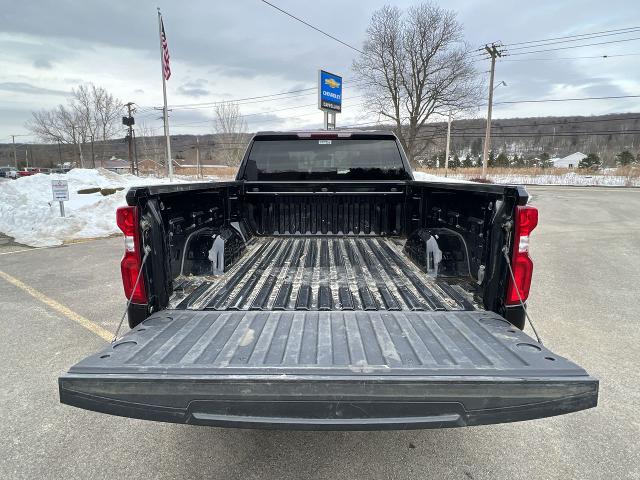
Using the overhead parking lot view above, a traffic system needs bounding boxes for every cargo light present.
[297,132,352,139]
[506,205,538,305]
[116,206,147,304]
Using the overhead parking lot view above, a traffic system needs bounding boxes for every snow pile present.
[413,172,472,183]
[443,172,640,187]
[0,169,199,247]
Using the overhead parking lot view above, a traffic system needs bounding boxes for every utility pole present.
[124,102,136,174]
[57,140,62,166]
[90,135,95,168]
[11,135,18,169]
[196,136,202,178]
[482,43,503,178]
[444,111,452,177]
[132,130,139,175]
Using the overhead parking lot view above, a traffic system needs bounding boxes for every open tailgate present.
[59,310,598,430]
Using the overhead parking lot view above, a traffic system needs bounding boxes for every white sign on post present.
[51,180,69,217]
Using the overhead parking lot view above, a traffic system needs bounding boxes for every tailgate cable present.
[501,245,543,345]
[112,246,151,343]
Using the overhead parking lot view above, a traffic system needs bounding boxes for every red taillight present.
[116,206,147,303]
[506,205,538,305]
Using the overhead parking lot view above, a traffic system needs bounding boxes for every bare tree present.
[26,83,123,147]
[137,122,164,175]
[90,85,122,141]
[27,105,80,144]
[213,102,247,166]
[352,3,481,163]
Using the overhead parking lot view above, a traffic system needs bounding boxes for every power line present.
[166,87,316,109]
[137,79,368,113]
[170,93,640,131]
[338,108,640,133]
[503,25,640,47]
[448,116,640,132]
[168,91,317,111]
[447,131,640,138]
[261,0,365,55]
[493,94,640,105]
[502,52,640,62]
[169,98,366,128]
[398,116,640,136]
[504,27,640,51]
[505,35,640,56]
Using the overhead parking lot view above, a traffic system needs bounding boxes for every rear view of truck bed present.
[59,131,597,429]
[60,308,597,429]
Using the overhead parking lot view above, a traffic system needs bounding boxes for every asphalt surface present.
[1,185,638,479]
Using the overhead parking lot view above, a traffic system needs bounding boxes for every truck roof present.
[253,130,396,138]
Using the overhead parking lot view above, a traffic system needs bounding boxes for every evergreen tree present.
[425,154,437,168]
[488,150,496,167]
[495,152,509,167]
[616,150,635,166]
[470,138,482,156]
[462,153,474,168]
[450,154,461,169]
[539,152,553,169]
[579,153,602,169]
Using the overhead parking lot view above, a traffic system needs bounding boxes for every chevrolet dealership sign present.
[318,70,342,113]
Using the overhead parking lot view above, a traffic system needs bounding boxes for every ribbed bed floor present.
[169,237,480,312]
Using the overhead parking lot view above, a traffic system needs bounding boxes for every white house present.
[554,152,587,169]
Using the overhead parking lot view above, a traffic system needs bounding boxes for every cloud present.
[0,82,69,96]
[33,58,53,69]
[177,80,210,98]
[2,0,640,140]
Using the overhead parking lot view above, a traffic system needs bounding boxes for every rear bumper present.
[59,374,598,431]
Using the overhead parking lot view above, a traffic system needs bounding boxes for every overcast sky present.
[1,0,639,142]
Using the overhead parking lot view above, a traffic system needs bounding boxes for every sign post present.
[318,70,342,130]
[51,179,69,217]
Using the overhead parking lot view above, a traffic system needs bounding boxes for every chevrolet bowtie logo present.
[324,78,341,89]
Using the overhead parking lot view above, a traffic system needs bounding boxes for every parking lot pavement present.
[1,186,639,479]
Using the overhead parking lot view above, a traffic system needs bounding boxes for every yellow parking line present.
[0,270,112,341]
[0,248,44,256]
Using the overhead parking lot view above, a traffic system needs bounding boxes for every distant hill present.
[1,113,638,168]
[349,112,640,166]
[425,112,640,165]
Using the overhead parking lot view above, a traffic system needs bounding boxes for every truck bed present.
[169,237,479,312]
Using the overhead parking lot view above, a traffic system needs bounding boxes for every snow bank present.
[413,172,472,183]
[0,169,199,247]
[443,172,640,187]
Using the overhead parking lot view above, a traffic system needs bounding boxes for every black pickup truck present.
[59,131,598,430]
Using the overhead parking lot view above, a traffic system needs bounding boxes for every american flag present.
[160,18,171,80]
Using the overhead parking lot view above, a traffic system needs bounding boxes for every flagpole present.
[157,8,173,181]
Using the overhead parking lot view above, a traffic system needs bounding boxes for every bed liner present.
[169,236,480,312]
